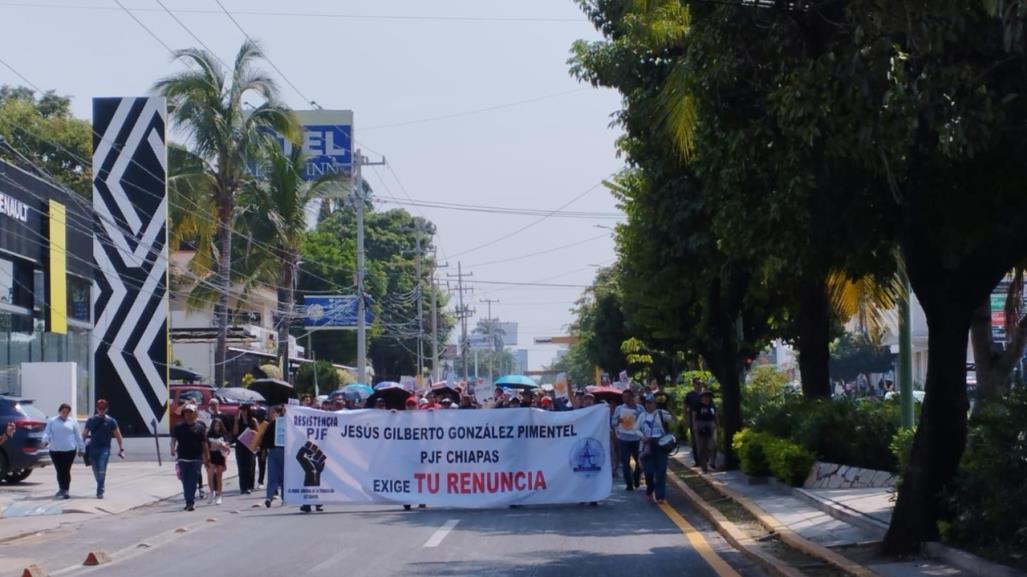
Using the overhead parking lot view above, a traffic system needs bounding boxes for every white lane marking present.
[423,519,460,548]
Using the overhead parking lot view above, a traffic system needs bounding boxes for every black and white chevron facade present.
[91,97,169,435]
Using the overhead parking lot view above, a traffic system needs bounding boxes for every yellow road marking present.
[658,501,744,577]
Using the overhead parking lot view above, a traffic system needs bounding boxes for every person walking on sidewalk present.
[639,394,675,504]
[82,399,124,499]
[206,418,229,505]
[694,391,718,472]
[170,404,209,511]
[233,403,257,494]
[41,403,84,499]
[683,377,703,466]
[611,390,643,491]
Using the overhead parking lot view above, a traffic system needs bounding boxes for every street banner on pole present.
[284,405,611,508]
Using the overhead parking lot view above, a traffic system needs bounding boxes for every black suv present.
[0,396,50,483]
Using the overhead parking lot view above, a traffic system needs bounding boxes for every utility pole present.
[480,298,500,386]
[353,149,385,385]
[414,226,424,388]
[447,262,474,382]
[431,250,448,384]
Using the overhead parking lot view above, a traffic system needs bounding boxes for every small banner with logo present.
[283,405,611,507]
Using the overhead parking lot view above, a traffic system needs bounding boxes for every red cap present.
[540,397,553,406]
[405,397,417,407]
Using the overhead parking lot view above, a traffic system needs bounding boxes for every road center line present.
[658,502,743,577]
[423,519,460,548]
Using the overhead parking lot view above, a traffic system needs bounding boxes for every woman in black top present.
[233,404,257,494]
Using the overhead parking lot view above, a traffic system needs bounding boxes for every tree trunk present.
[970,295,1027,403]
[704,345,742,471]
[213,203,232,387]
[883,304,971,554]
[797,277,832,398]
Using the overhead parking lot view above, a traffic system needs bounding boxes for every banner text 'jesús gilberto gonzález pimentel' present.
[283,404,612,507]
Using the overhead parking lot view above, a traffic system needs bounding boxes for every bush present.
[890,427,916,483]
[733,429,772,477]
[766,438,816,487]
[743,366,794,426]
[752,397,902,471]
[946,389,1027,554]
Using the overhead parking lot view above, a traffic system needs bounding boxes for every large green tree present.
[0,85,91,196]
[155,40,298,387]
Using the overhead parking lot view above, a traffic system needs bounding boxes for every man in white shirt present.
[611,390,643,490]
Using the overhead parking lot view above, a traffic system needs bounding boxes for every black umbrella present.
[247,379,296,405]
[366,385,412,410]
[215,387,265,404]
[430,384,461,403]
[170,366,204,383]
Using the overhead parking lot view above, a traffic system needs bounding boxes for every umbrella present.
[586,385,625,405]
[374,381,406,391]
[430,384,461,403]
[215,387,265,404]
[329,384,374,402]
[366,385,412,410]
[170,366,203,383]
[247,378,296,405]
[495,374,539,390]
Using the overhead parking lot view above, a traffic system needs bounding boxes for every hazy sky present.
[0,0,625,370]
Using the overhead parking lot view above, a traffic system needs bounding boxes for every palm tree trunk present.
[278,257,294,381]
[213,203,232,387]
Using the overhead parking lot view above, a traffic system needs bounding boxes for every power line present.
[374,197,621,219]
[361,88,588,131]
[0,3,587,23]
[213,0,314,107]
[465,233,611,268]
[154,0,229,68]
[112,0,177,54]
[447,180,608,259]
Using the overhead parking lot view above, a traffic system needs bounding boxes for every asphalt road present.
[2,475,769,577]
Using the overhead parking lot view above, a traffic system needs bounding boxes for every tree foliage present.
[0,85,92,196]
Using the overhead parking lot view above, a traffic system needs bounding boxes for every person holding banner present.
[262,406,285,508]
[639,394,675,504]
[611,390,643,491]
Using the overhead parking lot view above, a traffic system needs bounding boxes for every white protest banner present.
[284,405,611,508]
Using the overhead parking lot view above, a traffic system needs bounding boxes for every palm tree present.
[155,40,298,386]
[238,145,343,378]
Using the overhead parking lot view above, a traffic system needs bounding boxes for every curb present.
[678,462,882,577]
[923,542,1027,577]
[791,487,889,536]
[665,468,806,577]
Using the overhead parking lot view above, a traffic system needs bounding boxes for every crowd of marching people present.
[33,376,718,514]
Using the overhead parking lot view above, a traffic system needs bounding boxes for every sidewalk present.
[671,452,990,577]
[0,460,234,542]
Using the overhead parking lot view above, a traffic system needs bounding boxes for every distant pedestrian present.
[206,418,229,505]
[694,392,718,472]
[82,399,124,499]
[639,394,674,504]
[233,404,257,495]
[683,378,703,466]
[611,390,643,491]
[170,403,209,511]
[648,378,673,412]
[300,395,313,407]
[42,403,84,499]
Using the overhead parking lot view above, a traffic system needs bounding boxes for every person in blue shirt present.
[82,399,124,499]
[42,403,85,499]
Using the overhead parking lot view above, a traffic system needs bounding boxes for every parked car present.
[0,396,50,483]
[169,384,242,430]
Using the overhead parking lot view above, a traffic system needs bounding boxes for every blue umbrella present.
[374,381,405,391]
[342,383,374,398]
[495,374,539,389]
